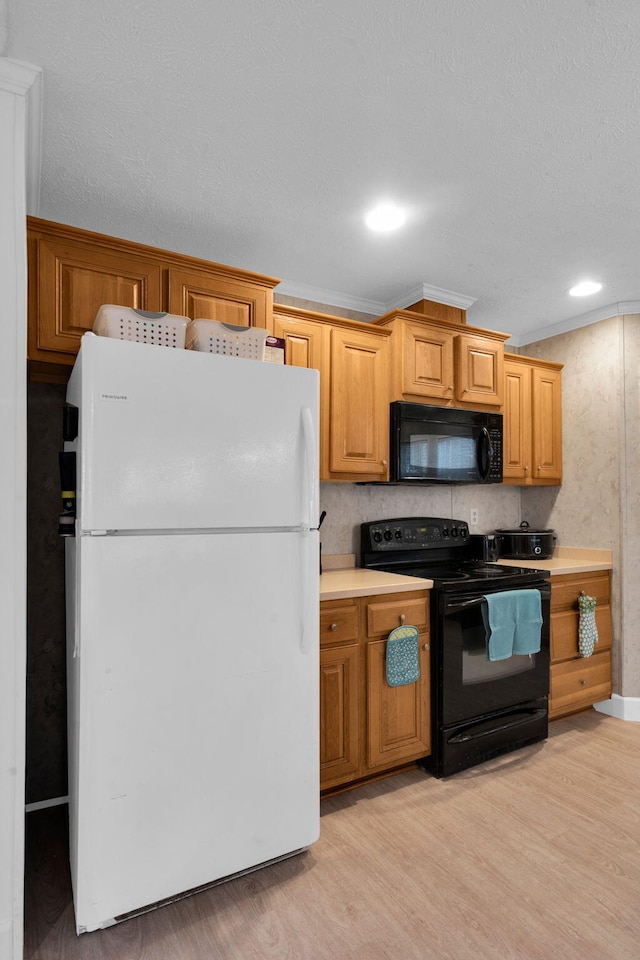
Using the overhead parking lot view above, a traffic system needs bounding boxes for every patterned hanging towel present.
[578,593,598,657]
[385,625,420,687]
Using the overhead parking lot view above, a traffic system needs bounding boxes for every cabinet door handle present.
[381,459,388,467]
[448,385,454,391]
[399,614,406,624]
[580,678,587,685]
[423,642,430,651]
[524,465,529,475]
[330,623,338,632]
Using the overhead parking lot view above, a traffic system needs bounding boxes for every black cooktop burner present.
[395,562,544,588]
[360,517,549,593]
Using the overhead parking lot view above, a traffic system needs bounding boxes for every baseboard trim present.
[593,694,640,722]
[25,795,68,813]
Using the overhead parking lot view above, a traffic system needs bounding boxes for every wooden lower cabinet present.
[319,590,431,792]
[549,571,613,719]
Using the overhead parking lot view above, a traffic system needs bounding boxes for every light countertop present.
[319,547,612,601]
[494,547,612,576]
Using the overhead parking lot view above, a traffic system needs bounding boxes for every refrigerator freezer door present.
[67,335,319,532]
[68,530,319,933]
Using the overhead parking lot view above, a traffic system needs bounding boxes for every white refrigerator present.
[64,333,320,934]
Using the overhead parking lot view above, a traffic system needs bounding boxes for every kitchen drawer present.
[320,600,359,647]
[551,605,613,663]
[365,593,429,638]
[550,573,610,612]
[549,650,612,719]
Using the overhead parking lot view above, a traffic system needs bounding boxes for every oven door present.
[436,582,551,727]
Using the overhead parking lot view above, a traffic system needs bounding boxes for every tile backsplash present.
[319,481,521,559]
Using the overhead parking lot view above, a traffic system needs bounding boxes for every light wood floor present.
[25,711,640,960]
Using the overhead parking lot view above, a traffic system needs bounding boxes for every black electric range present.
[360,516,547,591]
[361,517,551,777]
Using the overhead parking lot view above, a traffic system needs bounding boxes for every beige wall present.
[521,314,640,698]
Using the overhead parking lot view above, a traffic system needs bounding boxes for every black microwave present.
[390,402,503,484]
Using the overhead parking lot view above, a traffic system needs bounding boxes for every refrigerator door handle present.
[300,534,313,655]
[301,406,317,530]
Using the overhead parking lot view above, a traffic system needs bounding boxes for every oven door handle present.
[448,707,547,744]
[442,596,487,614]
[441,585,549,616]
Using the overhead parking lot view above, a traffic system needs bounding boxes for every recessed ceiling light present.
[569,280,602,297]
[365,202,406,232]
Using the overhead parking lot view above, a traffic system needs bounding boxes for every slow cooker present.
[494,520,556,560]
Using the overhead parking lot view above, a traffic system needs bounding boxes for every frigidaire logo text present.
[100,393,128,401]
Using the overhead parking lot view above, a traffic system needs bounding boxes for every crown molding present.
[383,282,477,312]
[275,279,477,319]
[514,301,640,347]
[275,280,385,317]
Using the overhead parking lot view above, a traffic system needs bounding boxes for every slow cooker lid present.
[495,521,555,535]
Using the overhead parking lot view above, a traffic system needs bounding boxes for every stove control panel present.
[362,517,470,553]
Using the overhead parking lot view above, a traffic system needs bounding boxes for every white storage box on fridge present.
[93,305,189,348]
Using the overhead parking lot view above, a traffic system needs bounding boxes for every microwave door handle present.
[478,427,491,480]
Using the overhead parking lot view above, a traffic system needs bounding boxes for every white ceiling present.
[6,0,640,345]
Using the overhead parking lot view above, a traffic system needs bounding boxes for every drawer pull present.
[580,678,587,685]
[330,623,338,632]
[400,614,406,624]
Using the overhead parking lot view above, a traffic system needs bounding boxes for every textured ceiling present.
[6,0,640,343]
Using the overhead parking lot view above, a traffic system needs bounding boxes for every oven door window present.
[463,621,534,685]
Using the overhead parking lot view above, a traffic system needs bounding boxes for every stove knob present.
[394,529,403,540]
[383,529,393,541]
[451,526,458,537]
[442,527,449,537]
[460,525,469,538]
[373,531,383,543]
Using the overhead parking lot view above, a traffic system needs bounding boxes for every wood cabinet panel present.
[401,321,454,400]
[320,601,359,646]
[328,327,390,479]
[551,607,612,662]
[365,596,429,637]
[550,573,611,611]
[455,333,504,406]
[167,268,272,328]
[549,651,612,720]
[30,236,163,363]
[503,354,563,486]
[366,636,431,768]
[503,361,532,480]
[548,570,613,719]
[320,645,360,789]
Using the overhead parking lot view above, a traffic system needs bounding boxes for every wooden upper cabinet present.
[455,333,504,406]
[532,364,563,483]
[166,268,273,328]
[503,358,533,482]
[503,353,563,485]
[400,319,455,401]
[28,232,162,370]
[271,309,329,372]
[374,309,508,409]
[27,218,280,381]
[328,326,390,480]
